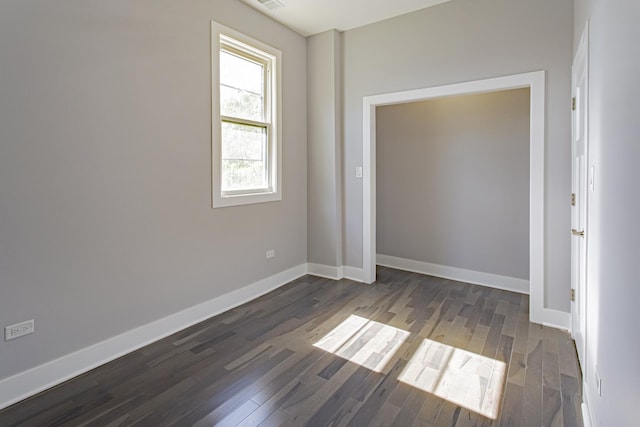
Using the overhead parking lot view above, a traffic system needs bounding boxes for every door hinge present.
[571,193,576,206]
[572,97,576,111]
[571,289,575,302]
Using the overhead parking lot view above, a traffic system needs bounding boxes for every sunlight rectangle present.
[313,315,409,373]
[398,338,506,419]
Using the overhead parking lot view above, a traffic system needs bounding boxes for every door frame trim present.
[362,71,554,326]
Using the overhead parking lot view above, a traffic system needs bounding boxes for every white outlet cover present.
[5,319,35,341]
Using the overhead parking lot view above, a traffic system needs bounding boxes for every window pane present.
[220,50,264,121]
[221,121,268,192]
[220,85,264,122]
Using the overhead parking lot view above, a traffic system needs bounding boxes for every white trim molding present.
[541,309,571,331]
[581,379,597,427]
[362,71,551,325]
[0,264,308,411]
[377,254,529,295]
[306,263,342,280]
[582,403,593,427]
[306,263,365,282]
[342,266,365,282]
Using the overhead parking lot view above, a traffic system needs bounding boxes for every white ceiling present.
[240,0,453,37]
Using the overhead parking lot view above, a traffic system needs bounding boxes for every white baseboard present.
[342,266,365,282]
[306,263,365,283]
[582,381,597,427]
[306,263,342,280]
[541,308,571,331]
[582,403,593,427]
[0,264,308,411]
[377,254,529,295]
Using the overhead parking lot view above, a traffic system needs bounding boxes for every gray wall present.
[573,0,640,425]
[342,0,573,311]
[307,30,343,266]
[376,89,530,280]
[0,0,307,380]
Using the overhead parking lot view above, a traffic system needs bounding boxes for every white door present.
[571,26,589,371]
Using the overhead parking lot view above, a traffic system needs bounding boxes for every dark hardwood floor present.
[0,267,583,426]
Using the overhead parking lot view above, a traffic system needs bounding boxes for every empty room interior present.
[0,0,638,426]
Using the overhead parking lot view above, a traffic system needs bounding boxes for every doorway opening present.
[362,71,552,325]
[375,88,530,294]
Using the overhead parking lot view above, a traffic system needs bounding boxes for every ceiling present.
[240,0,453,37]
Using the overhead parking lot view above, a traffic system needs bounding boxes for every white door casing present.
[571,24,589,372]
[362,71,558,326]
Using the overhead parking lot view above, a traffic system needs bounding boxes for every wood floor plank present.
[198,398,259,427]
[560,373,583,427]
[279,361,362,425]
[410,392,446,427]
[507,351,527,387]
[500,299,520,338]
[249,349,324,406]
[389,386,426,427]
[0,267,583,427]
[435,400,464,427]
[521,325,544,427]
[368,401,402,427]
[499,382,523,427]
[543,349,562,391]
[346,358,406,427]
[482,314,506,358]
[236,378,302,427]
[72,396,144,427]
[512,297,531,355]
[543,385,564,427]
[257,409,293,427]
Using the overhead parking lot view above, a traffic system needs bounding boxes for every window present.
[211,23,282,207]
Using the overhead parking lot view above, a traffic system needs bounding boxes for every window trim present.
[211,22,282,208]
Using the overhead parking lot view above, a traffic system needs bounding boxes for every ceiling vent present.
[257,0,285,10]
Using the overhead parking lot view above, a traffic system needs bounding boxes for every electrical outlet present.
[266,249,275,259]
[355,166,363,178]
[5,319,35,341]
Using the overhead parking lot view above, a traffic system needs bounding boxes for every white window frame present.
[211,22,282,208]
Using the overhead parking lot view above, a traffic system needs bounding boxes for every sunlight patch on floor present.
[314,315,506,419]
[398,338,506,419]
[313,314,409,373]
